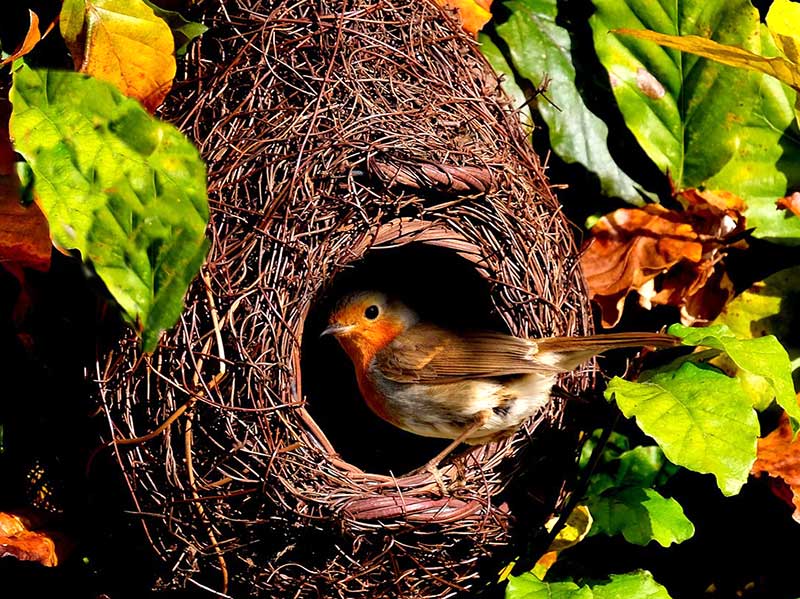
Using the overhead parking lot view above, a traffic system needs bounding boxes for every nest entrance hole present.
[301,241,509,475]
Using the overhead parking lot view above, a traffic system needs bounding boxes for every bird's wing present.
[374,323,560,384]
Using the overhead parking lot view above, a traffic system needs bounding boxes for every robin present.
[321,290,678,474]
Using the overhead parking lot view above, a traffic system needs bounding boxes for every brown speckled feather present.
[374,323,560,384]
[374,324,679,384]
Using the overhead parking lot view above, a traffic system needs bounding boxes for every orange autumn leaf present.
[582,189,745,328]
[434,0,493,36]
[60,0,177,112]
[0,512,58,567]
[776,191,800,217]
[0,10,50,67]
[752,411,800,522]
[0,97,51,274]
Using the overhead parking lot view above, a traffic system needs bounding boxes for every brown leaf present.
[776,191,800,217]
[0,512,58,567]
[433,0,493,36]
[0,98,51,274]
[0,11,46,67]
[752,411,800,522]
[583,190,746,327]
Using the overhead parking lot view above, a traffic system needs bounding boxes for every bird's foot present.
[409,460,449,494]
[426,461,449,495]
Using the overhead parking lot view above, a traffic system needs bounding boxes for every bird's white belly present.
[367,367,556,443]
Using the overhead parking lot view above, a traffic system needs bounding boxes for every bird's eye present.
[364,305,379,320]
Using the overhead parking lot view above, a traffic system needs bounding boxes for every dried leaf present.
[777,192,800,217]
[583,191,745,327]
[0,98,50,274]
[60,0,177,111]
[434,0,492,36]
[615,28,800,92]
[0,512,58,567]
[0,11,44,67]
[752,411,800,522]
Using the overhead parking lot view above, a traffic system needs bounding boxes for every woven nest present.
[97,0,596,596]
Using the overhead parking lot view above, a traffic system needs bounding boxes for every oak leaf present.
[583,189,745,327]
[434,0,492,36]
[752,411,800,522]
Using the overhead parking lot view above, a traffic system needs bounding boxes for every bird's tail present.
[534,332,680,370]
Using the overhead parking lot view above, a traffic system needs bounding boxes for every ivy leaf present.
[60,0,177,111]
[10,64,209,351]
[587,487,694,547]
[606,363,758,496]
[669,323,800,431]
[494,0,651,204]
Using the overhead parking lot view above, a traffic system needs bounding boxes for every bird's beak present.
[320,323,355,338]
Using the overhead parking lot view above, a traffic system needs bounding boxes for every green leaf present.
[591,571,673,599]
[701,26,800,244]
[495,0,651,204]
[506,573,593,599]
[589,0,764,189]
[592,0,800,243]
[713,266,800,366]
[585,439,678,496]
[712,265,800,407]
[587,487,694,546]
[60,0,87,63]
[615,445,676,488]
[669,323,800,431]
[143,0,207,56]
[506,571,672,599]
[10,64,209,351]
[606,363,758,496]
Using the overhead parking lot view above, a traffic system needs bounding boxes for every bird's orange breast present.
[339,319,406,372]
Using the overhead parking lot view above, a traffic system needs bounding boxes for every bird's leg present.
[414,410,492,493]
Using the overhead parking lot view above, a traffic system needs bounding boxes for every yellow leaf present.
[544,504,593,553]
[532,505,594,578]
[61,0,176,111]
[615,28,800,92]
[433,0,492,37]
[767,0,800,65]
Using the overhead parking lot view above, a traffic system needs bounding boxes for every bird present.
[321,290,679,476]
